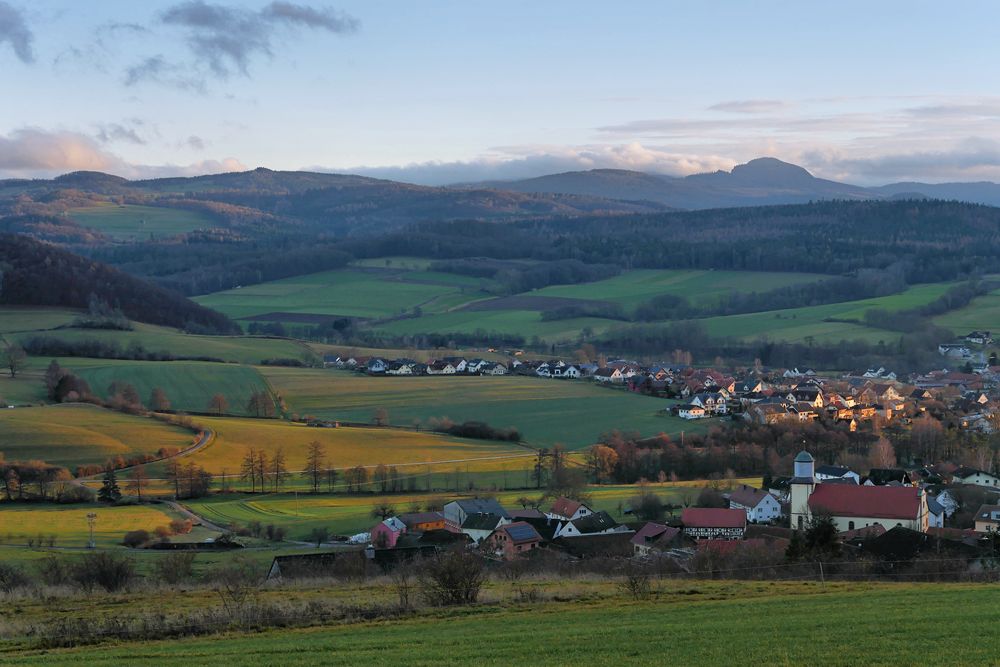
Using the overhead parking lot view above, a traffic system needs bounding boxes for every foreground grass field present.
[4,581,996,665]
[0,404,195,468]
[162,417,529,478]
[67,204,215,241]
[264,369,703,448]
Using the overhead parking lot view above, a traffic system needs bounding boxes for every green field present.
[535,269,826,308]
[0,306,79,333]
[934,287,1000,335]
[0,404,195,468]
[164,416,528,477]
[7,315,310,365]
[700,282,959,343]
[67,204,215,241]
[4,582,995,665]
[195,267,491,322]
[68,360,273,417]
[264,369,703,449]
[375,309,616,342]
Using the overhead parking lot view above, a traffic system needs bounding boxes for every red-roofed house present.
[681,508,746,541]
[546,497,592,521]
[630,522,682,556]
[483,521,543,560]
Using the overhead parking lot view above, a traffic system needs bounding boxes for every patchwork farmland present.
[67,204,215,241]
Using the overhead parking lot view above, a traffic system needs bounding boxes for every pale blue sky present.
[2,0,1000,184]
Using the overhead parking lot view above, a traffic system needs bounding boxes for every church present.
[789,451,929,533]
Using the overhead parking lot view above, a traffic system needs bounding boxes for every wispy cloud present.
[0,1,33,63]
[708,99,789,114]
[148,1,358,81]
[95,120,148,145]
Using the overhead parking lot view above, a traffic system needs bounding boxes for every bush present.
[55,484,95,504]
[36,556,71,587]
[419,549,486,606]
[169,519,193,535]
[122,529,151,548]
[0,562,28,593]
[153,552,197,585]
[73,552,136,592]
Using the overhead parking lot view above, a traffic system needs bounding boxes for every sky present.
[2,1,1000,185]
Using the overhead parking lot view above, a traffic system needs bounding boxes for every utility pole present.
[86,512,97,549]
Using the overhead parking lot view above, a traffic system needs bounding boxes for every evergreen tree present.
[98,468,122,503]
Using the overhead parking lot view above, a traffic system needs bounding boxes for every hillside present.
[0,234,237,333]
[472,158,877,208]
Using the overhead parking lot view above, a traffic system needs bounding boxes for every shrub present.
[123,529,151,548]
[0,563,28,593]
[169,519,193,535]
[73,552,136,592]
[55,484,95,504]
[36,556,71,586]
[419,549,486,606]
[153,552,197,585]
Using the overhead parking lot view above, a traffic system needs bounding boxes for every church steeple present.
[790,450,816,530]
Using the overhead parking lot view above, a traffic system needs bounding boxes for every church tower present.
[789,450,815,530]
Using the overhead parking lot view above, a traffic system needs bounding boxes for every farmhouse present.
[593,367,624,383]
[677,404,706,420]
[630,522,682,556]
[461,513,509,544]
[443,498,511,527]
[681,508,746,541]
[555,510,629,538]
[728,487,782,523]
[370,516,407,548]
[398,512,447,532]
[483,521,543,559]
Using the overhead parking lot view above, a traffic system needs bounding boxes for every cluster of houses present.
[657,365,1000,435]
[938,331,993,361]
[360,450,1000,565]
[325,354,509,376]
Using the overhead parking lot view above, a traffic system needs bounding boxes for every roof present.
[381,516,406,532]
[681,508,747,529]
[449,498,511,519]
[508,508,545,520]
[499,521,543,544]
[571,510,620,534]
[728,488,773,508]
[815,465,853,477]
[461,512,504,531]
[794,451,814,463]
[866,468,912,485]
[398,512,444,527]
[808,484,921,520]
[551,533,634,558]
[629,522,680,548]
[974,504,1000,523]
[953,466,995,480]
[549,496,586,518]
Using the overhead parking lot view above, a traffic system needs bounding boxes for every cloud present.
[95,121,147,145]
[803,139,1000,183]
[331,143,736,186]
[183,135,206,150]
[124,55,207,92]
[0,127,245,179]
[708,99,789,114]
[0,1,34,63]
[155,1,358,79]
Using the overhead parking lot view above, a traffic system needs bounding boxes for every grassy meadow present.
[67,360,273,417]
[194,267,491,322]
[533,268,826,308]
[264,368,704,449]
[3,581,996,665]
[67,204,215,241]
[934,286,1000,335]
[0,503,196,548]
[0,404,195,468]
[159,416,530,477]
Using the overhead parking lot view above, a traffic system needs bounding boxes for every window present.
[848,521,855,530]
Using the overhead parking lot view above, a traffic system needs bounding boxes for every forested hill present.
[349,199,1000,283]
[0,234,237,333]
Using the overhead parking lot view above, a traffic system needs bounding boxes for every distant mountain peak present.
[724,157,816,185]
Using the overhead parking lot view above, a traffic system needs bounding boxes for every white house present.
[366,358,388,374]
[690,392,728,414]
[728,488,782,523]
[677,404,706,420]
[554,365,581,379]
[814,465,861,485]
[479,362,507,375]
[593,368,623,383]
[426,361,457,375]
[952,467,1000,488]
[554,510,629,538]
